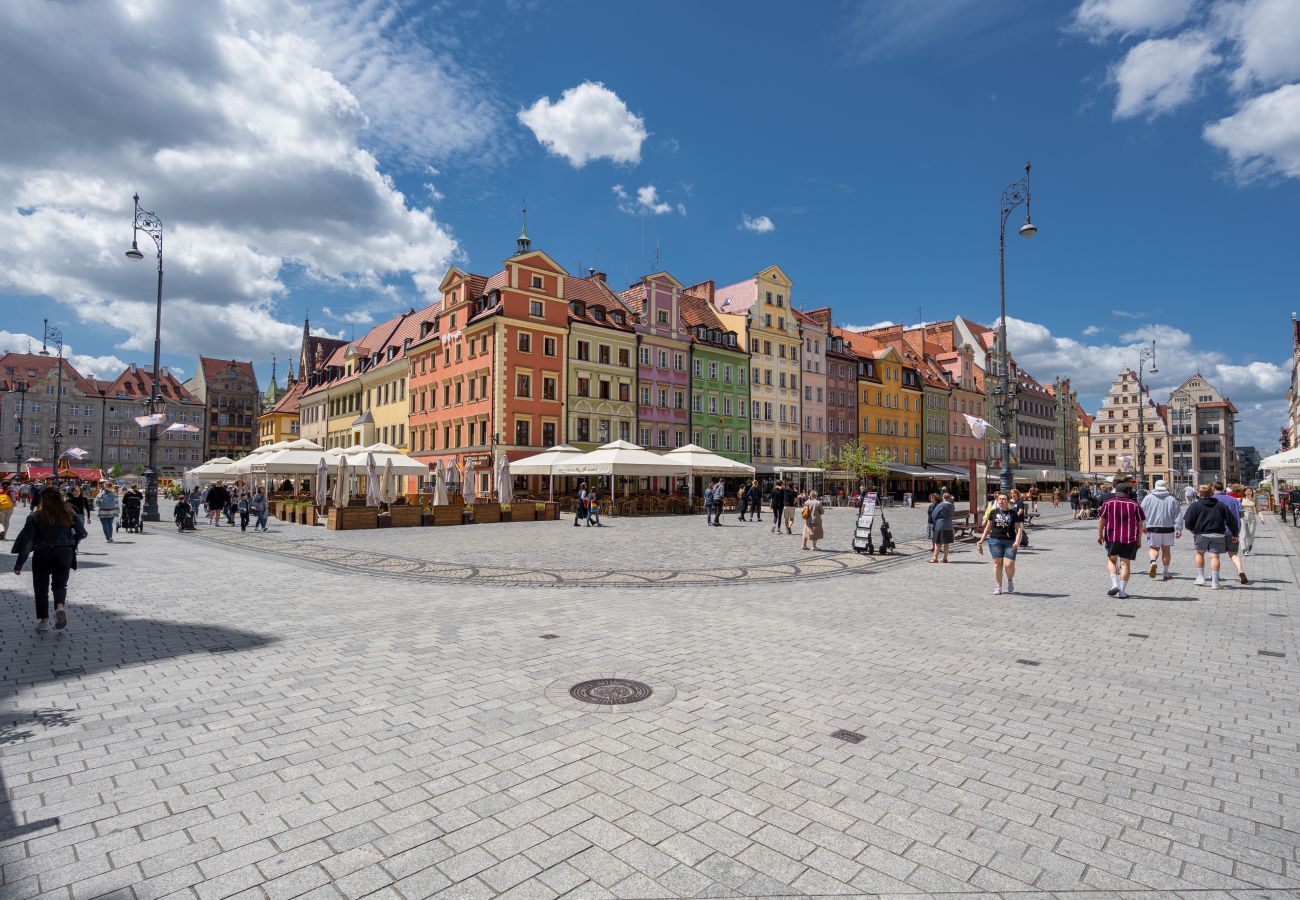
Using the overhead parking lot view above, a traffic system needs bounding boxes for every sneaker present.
[1148,561,1158,578]
[992,587,1002,595]
[54,609,67,630]
[35,621,48,634]
[1162,573,1173,581]
[1117,592,1129,599]
[1005,579,1014,594]
[1212,582,1223,590]
[1239,572,1249,585]
[1194,578,1207,587]
[1107,587,1120,597]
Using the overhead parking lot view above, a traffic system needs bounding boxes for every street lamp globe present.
[125,245,144,261]
[1018,220,1038,238]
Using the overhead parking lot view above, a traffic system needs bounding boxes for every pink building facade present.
[621,272,691,451]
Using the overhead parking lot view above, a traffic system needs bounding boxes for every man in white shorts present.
[1140,479,1182,580]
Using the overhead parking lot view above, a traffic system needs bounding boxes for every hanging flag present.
[134,413,166,427]
[962,414,992,439]
[165,422,200,433]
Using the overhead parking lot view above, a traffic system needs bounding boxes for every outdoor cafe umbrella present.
[380,457,395,504]
[463,458,476,505]
[333,455,349,508]
[496,455,513,504]
[314,456,329,510]
[510,443,582,502]
[433,458,448,506]
[365,452,380,506]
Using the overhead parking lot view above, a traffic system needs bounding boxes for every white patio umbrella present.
[497,455,513,504]
[380,457,395,504]
[463,458,476,505]
[333,455,349,508]
[314,456,329,509]
[553,440,688,478]
[190,456,236,478]
[433,458,448,506]
[365,452,380,506]
[510,443,582,503]
[665,444,756,476]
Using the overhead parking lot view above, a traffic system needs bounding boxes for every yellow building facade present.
[854,345,925,467]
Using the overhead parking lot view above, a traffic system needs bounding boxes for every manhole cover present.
[569,678,653,705]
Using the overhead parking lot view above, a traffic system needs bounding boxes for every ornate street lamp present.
[995,162,1036,495]
[38,321,65,467]
[1136,340,1158,497]
[125,192,165,522]
[8,380,28,472]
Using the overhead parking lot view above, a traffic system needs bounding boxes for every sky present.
[2,0,1297,450]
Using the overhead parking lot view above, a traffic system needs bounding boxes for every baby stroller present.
[174,498,196,532]
[121,490,144,533]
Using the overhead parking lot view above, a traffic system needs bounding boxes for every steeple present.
[286,357,296,386]
[515,203,531,256]
[263,354,281,406]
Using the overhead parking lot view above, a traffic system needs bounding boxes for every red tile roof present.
[199,357,256,383]
[566,276,635,331]
[266,379,305,416]
[103,365,202,404]
[0,352,100,396]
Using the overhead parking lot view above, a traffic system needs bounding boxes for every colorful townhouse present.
[932,342,987,465]
[565,275,638,449]
[710,266,801,472]
[620,272,691,454]
[814,316,859,463]
[795,309,828,466]
[842,333,923,466]
[679,291,751,460]
[405,316,442,478]
[183,358,259,459]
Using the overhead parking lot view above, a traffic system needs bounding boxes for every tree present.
[837,440,892,489]
[107,464,122,479]
[133,464,146,476]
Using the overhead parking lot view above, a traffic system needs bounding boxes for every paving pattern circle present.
[568,678,653,705]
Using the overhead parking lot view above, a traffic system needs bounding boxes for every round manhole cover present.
[569,678,653,705]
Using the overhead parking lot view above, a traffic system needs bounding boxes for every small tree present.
[863,447,892,489]
[132,464,145,476]
[107,464,122,479]
[837,440,891,490]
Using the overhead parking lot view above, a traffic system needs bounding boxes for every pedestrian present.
[1097,483,1146,598]
[769,480,785,534]
[1009,488,1030,548]
[250,487,269,532]
[237,492,252,531]
[93,483,120,542]
[925,492,939,553]
[1240,486,1259,555]
[1029,486,1041,514]
[225,483,238,525]
[67,484,93,521]
[1184,483,1197,505]
[782,482,798,534]
[206,480,230,527]
[1181,483,1238,589]
[0,479,15,540]
[1078,483,1092,519]
[800,490,825,551]
[189,485,204,520]
[1288,484,1300,526]
[929,492,955,563]
[711,478,726,526]
[736,479,749,522]
[1211,482,1249,584]
[748,481,763,522]
[976,492,1024,595]
[585,487,602,526]
[1140,479,1181,581]
[575,481,588,527]
[12,486,87,632]
[1051,488,1061,509]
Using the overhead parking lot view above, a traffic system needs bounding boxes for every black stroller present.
[174,497,196,532]
[121,490,144,533]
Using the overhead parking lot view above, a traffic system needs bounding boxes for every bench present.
[952,510,977,541]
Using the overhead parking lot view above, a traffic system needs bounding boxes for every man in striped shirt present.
[1097,483,1146,598]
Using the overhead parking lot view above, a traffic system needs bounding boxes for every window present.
[674,353,684,371]
[530,275,544,289]
[640,346,651,366]
[723,364,732,383]
[658,350,668,368]
[517,332,531,352]
[576,341,590,361]
[543,377,557,401]
[515,420,531,447]
[577,377,590,398]
[723,397,732,415]
[709,396,718,414]
[598,345,611,365]
[529,299,544,317]
[692,393,702,413]
[641,427,652,446]
[657,309,669,325]
[708,361,718,380]
[693,358,702,377]
[599,380,611,400]
[739,434,748,452]
[542,422,556,446]
[618,382,631,403]
[543,336,557,356]
[658,388,668,408]
[674,390,684,410]
[576,418,590,442]
[618,348,630,367]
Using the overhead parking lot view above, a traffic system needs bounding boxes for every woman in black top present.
[13,487,88,631]
[66,484,93,519]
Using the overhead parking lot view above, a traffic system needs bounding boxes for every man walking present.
[770,480,785,534]
[1097,483,1145,599]
[1212,482,1249,584]
[1182,484,1238,589]
[1141,479,1181,581]
[205,480,230,527]
[1289,484,1300,526]
[705,477,722,527]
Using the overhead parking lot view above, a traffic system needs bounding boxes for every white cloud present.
[1112,309,1147,318]
[1111,33,1221,119]
[841,321,896,331]
[614,184,683,216]
[0,0,466,363]
[636,185,672,215]
[0,330,126,380]
[1083,325,1103,335]
[518,82,647,167]
[321,306,375,326]
[1072,0,1198,39]
[740,214,776,234]
[1203,82,1300,180]
[1217,0,1300,90]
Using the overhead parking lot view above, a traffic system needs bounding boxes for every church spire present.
[515,202,531,256]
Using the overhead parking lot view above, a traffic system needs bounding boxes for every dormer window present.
[570,301,585,318]
[592,307,606,322]
[611,311,624,325]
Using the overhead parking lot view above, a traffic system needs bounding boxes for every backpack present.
[0,493,11,511]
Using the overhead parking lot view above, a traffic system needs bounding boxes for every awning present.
[26,466,104,481]
[752,464,824,475]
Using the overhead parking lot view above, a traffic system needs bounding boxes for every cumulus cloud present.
[1072,0,1198,39]
[1203,83,1300,180]
[740,214,776,234]
[322,306,375,326]
[518,82,647,167]
[0,330,127,380]
[613,184,683,216]
[1217,0,1300,90]
[841,321,897,331]
[1083,325,1103,335]
[0,0,469,363]
[1111,33,1221,119]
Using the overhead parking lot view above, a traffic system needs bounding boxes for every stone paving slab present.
[1,506,1298,899]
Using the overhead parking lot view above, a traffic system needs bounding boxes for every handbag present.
[801,505,811,521]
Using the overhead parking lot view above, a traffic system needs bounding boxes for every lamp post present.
[1135,340,1158,498]
[38,321,65,469]
[125,193,165,522]
[8,381,28,474]
[995,162,1037,495]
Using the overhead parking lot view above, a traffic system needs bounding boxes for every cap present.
[1154,479,1167,489]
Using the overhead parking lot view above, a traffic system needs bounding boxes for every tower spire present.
[516,201,531,255]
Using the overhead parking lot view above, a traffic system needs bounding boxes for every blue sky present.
[3,0,1297,447]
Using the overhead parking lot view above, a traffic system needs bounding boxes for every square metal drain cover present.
[1015,659,1041,667]
[1259,650,1286,658]
[831,730,865,744]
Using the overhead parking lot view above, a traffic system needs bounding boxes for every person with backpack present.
[0,479,15,540]
[93,483,121,542]
[12,486,88,632]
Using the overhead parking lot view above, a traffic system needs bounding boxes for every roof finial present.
[516,200,531,255]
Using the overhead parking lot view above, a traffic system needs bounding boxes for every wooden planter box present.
[504,505,534,522]
[430,506,463,526]
[469,502,501,524]
[389,506,423,527]
[328,506,378,530]
[537,502,558,521]
[272,500,286,521]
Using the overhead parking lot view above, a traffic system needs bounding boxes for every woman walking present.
[12,487,87,632]
[977,492,1024,595]
[250,488,269,532]
[1240,486,1259,555]
[929,492,955,563]
[800,490,825,551]
[67,484,94,521]
[93,483,120,542]
[925,493,939,556]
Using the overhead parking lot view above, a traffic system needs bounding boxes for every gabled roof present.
[0,352,100,396]
[199,357,256,384]
[679,294,742,351]
[265,379,305,416]
[103,365,201,404]
[302,308,421,397]
[566,276,635,332]
[711,277,758,315]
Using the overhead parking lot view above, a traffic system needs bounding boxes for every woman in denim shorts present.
[977,492,1025,595]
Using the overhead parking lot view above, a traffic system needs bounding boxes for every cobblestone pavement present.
[1,504,1297,900]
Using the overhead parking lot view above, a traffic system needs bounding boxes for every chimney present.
[594,272,606,282]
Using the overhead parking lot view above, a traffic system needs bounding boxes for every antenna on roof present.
[652,238,660,273]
